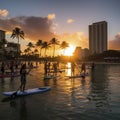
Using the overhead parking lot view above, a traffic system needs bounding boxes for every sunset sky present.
[0,0,120,53]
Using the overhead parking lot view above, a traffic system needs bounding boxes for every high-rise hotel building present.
[89,21,108,54]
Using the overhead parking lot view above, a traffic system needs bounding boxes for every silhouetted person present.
[80,62,86,74]
[20,64,27,92]
[1,62,5,75]
[91,62,95,71]
[71,62,75,76]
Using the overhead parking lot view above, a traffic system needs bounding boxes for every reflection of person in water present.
[81,76,86,86]
[19,97,27,120]
[9,97,27,120]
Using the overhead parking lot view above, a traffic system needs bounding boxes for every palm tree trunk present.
[40,48,42,57]
[44,49,46,57]
[53,45,55,57]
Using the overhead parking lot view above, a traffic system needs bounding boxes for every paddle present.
[10,87,20,98]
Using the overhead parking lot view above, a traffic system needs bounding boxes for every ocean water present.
[0,62,120,120]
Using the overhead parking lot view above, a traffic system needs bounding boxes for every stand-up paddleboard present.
[44,75,59,79]
[0,73,20,78]
[68,73,89,78]
[48,69,65,73]
[2,86,51,96]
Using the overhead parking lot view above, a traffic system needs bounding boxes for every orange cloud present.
[67,19,75,24]
[47,13,56,20]
[57,32,88,48]
[109,33,120,50]
[0,9,9,17]
[0,15,88,50]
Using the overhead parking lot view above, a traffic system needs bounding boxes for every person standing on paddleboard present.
[9,61,14,76]
[1,62,5,75]
[80,62,86,74]
[20,64,30,92]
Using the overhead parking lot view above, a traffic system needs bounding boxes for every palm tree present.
[10,27,24,58]
[36,39,42,57]
[24,48,29,55]
[24,48,30,60]
[25,47,31,56]
[49,38,60,57]
[41,41,51,57]
[34,49,39,54]
[27,42,34,48]
[60,41,69,55]
[27,42,34,54]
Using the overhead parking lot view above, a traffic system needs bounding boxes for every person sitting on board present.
[20,63,30,92]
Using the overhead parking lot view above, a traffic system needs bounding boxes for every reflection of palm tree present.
[11,27,24,58]
[50,38,59,57]
[60,41,69,55]
[36,39,42,57]
[41,41,51,57]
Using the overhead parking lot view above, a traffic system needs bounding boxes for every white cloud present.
[0,9,9,17]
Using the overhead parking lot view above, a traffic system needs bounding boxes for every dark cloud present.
[109,34,120,50]
[0,16,55,41]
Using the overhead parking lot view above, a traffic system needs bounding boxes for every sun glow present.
[64,45,76,56]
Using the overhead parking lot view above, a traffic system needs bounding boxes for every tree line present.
[0,27,70,59]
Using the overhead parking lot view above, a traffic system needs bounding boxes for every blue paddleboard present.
[2,86,51,96]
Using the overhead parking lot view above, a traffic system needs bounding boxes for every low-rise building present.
[73,47,89,60]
